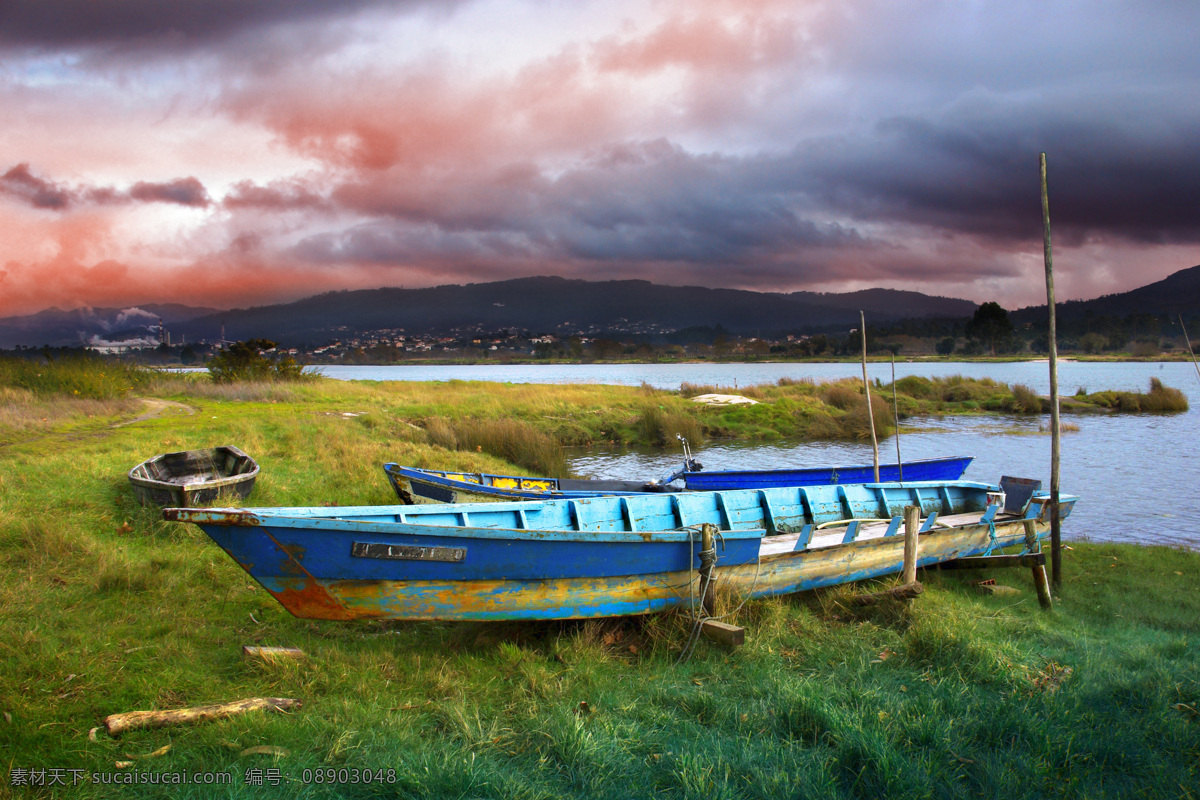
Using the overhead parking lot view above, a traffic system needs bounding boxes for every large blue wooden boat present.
[383,456,973,505]
[165,477,1074,622]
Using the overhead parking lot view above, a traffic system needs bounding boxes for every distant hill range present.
[164,279,980,347]
[1010,263,1200,323]
[1,266,1197,349]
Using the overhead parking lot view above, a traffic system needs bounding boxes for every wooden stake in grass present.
[103,697,301,737]
[848,505,923,607]
[860,310,879,481]
[1032,562,1054,610]
[1040,153,1063,591]
[1024,519,1054,610]
[902,505,920,585]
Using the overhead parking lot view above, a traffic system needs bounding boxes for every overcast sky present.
[1,0,1198,316]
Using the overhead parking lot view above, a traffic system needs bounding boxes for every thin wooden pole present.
[902,505,920,585]
[1181,315,1200,388]
[860,310,880,481]
[891,353,903,482]
[1040,153,1062,591]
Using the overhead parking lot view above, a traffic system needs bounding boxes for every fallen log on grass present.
[242,645,306,662]
[103,697,301,736]
[847,582,924,607]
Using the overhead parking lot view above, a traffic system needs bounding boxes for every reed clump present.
[678,382,720,398]
[0,353,150,399]
[423,416,567,476]
[637,405,705,447]
[819,380,862,410]
[891,375,936,398]
[1077,378,1189,413]
[938,375,998,404]
[146,377,303,403]
[1143,377,1189,411]
[1004,383,1045,414]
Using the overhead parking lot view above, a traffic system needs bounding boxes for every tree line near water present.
[888,304,1193,358]
[1,304,1195,366]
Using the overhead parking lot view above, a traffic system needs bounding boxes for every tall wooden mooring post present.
[1040,153,1063,590]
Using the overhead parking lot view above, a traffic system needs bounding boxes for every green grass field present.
[1,364,1197,798]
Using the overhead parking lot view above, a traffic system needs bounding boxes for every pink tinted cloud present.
[0,212,133,312]
[0,214,386,315]
[226,1,813,177]
[590,3,803,75]
[223,53,637,177]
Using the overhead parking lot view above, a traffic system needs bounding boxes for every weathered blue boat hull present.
[383,456,973,505]
[384,463,674,504]
[166,481,1076,622]
[680,456,974,491]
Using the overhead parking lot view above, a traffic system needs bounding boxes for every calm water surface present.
[324,361,1199,548]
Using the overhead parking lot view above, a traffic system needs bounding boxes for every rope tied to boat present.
[676,522,762,664]
[982,517,998,556]
[697,538,717,575]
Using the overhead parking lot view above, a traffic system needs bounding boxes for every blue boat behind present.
[384,456,973,505]
[165,478,1075,622]
[680,456,974,491]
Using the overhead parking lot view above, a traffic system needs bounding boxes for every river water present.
[317,362,1199,548]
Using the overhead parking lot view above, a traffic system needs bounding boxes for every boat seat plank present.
[801,485,845,524]
[759,488,809,532]
[620,497,636,532]
[841,484,885,519]
[793,524,815,551]
[758,491,779,535]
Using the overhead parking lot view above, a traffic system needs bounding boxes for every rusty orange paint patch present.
[269,577,359,620]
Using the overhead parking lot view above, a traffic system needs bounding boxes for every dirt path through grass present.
[112,397,196,427]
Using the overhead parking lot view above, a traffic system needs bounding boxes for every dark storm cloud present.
[305,141,857,262]
[781,87,1200,248]
[1,163,212,209]
[223,180,330,211]
[129,177,211,207]
[0,163,72,208]
[541,141,860,264]
[0,0,445,49]
[769,1,1200,251]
